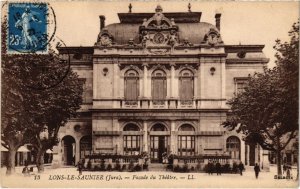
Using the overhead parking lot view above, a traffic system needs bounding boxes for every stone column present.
[170,121,176,153]
[75,139,80,164]
[221,58,226,108]
[262,149,270,171]
[143,121,148,152]
[142,64,149,108]
[245,144,249,165]
[170,64,175,98]
[199,58,204,109]
[255,144,259,164]
[194,64,199,99]
[169,64,176,108]
[113,61,120,108]
[240,140,246,164]
[142,64,149,97]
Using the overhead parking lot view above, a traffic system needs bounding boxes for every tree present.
[1,17,83,174]
[223,21,299,177]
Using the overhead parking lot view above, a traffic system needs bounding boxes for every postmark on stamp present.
[7,2,55,53]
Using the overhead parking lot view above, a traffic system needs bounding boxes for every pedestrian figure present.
[162,152,168,164]
[77,159,83,175]
[22,165,30,177]
[216,161,222,175]
[283,163,287,175]
[254,163,260,179]
[238,161,245,175]
[212,161,216,175]
[207,160,212,175]
[286,166,291,179]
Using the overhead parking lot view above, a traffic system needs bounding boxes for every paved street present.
[1,165,298,188]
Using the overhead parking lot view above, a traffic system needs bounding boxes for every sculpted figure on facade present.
[95,28,114,46]
[168,29,179,47]
[202,28,223,46]
[178,37,193,47]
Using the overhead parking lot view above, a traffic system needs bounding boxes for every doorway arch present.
[226,136,241,160]
[61,135,76,166]
[150,123,169,163]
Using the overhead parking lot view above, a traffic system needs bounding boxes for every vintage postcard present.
[1,1,299,188]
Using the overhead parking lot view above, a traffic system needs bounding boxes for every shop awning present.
[17,146,29,152]
[46,149,53,154]
[1,145,8,152]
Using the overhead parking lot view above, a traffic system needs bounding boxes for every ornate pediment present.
[202,28,223,46]
[139,5,179,48]
[95,28,114,46]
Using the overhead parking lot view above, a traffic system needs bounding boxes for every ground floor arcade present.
[52,110,269,169]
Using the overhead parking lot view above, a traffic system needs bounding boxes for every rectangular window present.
[180,78,193,100]
[123,135,140,155]
[234,78,248,94]
[125,78,138,100]
[178,136,195,156]
[152,78,166,100]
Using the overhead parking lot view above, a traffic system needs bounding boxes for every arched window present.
[152,70,167,101]
[80,135,92,159]
[226,136,241,160]
[123,123,140,155]
[178,124,195,156]
[125,70,139,101]
[151,123,167,131]
[179,124,195,131]
[123,124,140,131]
[179,69,194,101]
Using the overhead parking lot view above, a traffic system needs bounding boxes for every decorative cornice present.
[57,47,94,54]
[226,58,269,64]
[225,45,265,53]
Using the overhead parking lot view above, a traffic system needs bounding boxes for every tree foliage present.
[222,21,298,175]
[1,16,83,174]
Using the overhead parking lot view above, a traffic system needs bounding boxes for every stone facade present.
[53,6,269,168]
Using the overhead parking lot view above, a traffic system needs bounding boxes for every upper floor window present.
[179,69,194,100]
[125,70,139,101]
[79,78,92,103]
[152,70,167,100]
[234,77,248,94]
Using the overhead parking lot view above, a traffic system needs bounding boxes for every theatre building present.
[54,5,270,168]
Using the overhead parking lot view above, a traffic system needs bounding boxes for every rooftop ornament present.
[155,5,163,13]
[188,3,191,12]
[128,3,132,13]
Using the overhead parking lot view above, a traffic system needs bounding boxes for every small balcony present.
[117,99,227,109]
[150,100,168,109]
[122,100,140,108]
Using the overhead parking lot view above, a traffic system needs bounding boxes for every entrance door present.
[61,135,76,166]
[150,136,168,163]
[249,144,256,166]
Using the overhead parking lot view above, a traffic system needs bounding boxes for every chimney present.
[99,15,105,31]
[215,13,221,31]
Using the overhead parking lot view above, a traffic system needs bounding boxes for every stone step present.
[148,163,169,171]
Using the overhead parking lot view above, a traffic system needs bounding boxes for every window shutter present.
[153,78,166,100]
[180,78,193,100]
[125,78,138,100]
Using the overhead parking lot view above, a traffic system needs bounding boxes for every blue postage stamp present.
[8,3,48,53]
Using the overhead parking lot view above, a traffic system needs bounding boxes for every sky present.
[50,1,299,67]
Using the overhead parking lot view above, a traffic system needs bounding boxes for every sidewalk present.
[1,164,298,188]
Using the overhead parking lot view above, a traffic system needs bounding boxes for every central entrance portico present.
[149,123,170,163]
